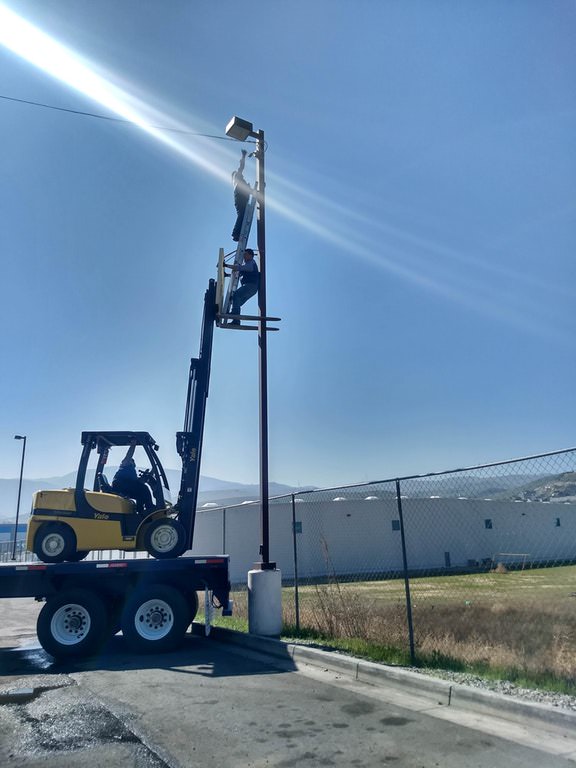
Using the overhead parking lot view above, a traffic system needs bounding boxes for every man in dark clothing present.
[112,441,155,515]
[229,248,260,325]
[231,149,251,241]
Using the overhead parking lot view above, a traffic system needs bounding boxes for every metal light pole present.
[12,435,26,560]
[225,116,275,570]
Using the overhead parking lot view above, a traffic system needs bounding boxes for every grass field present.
[217,564,576,691]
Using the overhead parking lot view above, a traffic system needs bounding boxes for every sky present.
[0,0,574,489]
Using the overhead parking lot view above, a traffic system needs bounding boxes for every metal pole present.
[255,129,275,570]
[12,436,26,561]
[395,479,415,664]
[291,494,300,631]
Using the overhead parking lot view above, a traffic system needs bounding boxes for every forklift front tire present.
[34,522,77,563]
[144,519,187,559]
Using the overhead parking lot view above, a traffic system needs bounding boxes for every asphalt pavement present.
[1,597,576,767]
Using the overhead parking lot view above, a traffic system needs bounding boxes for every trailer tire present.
[37,589,108,659]
[144,519,187,559]
[121,584,191,653]
[34,522,76,563]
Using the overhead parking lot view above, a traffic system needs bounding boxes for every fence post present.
[222,508,227,554]
[395,479,415,664]
[291,494,300,632]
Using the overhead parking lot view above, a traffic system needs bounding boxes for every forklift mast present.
[175,278,217,549]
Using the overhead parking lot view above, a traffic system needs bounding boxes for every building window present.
[484,519,493,529]
[391,520,400,531]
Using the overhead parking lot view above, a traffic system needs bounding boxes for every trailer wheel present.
[121,584,191,653]
[144,519,187,559]
[37,589,108,659]
[34,522,76,563]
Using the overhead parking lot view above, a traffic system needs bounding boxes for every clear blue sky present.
[0,0,574,487]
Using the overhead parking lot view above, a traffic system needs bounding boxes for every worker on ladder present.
[231,149,252,242]
[226,248,260,325]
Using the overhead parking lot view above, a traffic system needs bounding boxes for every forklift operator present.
[112,440,156,515]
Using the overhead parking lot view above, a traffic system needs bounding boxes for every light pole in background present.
[225,116,275,571]
[12,434,27,560]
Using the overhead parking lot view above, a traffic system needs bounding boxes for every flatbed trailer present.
[0,555,231,659]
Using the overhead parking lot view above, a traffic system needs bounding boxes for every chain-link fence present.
[212,447,576,678]
[3,447,575,678]
[0,541,149,564]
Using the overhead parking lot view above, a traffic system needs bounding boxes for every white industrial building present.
[191,497,575,583]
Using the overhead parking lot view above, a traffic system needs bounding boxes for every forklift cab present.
[81,430,170,512]
[26,431,185,563]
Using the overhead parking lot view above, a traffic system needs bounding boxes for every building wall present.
[191,498,575,582]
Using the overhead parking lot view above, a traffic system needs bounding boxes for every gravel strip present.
[282,637,576,713]
[412,667,576,712]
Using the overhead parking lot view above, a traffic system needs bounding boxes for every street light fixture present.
[225,115,275,571]
[12,435,27,561]
[225,116,256,142]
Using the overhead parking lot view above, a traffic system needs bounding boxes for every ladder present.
[215,186,281,331]
[220,190,257,318]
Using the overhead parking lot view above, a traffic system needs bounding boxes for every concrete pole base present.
[248,568,282,637]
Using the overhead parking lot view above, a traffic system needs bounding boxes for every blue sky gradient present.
[0,0,574,486]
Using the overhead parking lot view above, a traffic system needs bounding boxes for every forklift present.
[27,280,218,563]
[27,175,280,564]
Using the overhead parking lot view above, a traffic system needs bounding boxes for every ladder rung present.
[219,313,281,322]
[221,324,280,332]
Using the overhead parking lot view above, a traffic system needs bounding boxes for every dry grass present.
[280,564,576,683]
[220,565,576,685]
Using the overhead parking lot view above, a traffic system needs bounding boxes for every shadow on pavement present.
[0,632,296,680]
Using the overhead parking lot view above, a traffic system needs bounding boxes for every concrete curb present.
[193,624,576,730]
[0,687,36,704]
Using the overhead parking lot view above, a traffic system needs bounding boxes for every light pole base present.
[248,567,282,637]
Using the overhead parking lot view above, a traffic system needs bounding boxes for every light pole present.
[12,435,27,560]
[225,116,275,571]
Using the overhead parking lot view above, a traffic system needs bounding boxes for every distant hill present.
[0,469,313,523]
[502,472,576,503]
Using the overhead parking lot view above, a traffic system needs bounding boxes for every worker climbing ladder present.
[214,154,281,331]
[220,189,257,319]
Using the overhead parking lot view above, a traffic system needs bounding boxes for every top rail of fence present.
[197,446,576,513]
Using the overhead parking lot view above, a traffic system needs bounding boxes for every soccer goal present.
[492,552,532,571]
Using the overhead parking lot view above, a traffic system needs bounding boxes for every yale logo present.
[94,512,110,520]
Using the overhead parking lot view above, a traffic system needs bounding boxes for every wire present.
[0,93,243,140]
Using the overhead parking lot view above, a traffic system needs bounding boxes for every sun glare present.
[0,3,230,182]
[0,4,565,342]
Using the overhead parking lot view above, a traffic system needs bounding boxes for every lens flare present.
[0,3,567,342]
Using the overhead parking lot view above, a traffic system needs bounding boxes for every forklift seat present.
[97,473,137,507]
[97,474,114,494]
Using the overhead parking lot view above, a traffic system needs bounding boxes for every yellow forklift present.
[27,430,185,561]
[27,280,218,563]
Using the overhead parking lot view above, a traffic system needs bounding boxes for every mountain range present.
[0,468,312,523]
[2,469,573,524]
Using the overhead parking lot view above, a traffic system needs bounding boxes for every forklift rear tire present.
[34,522,77,563]
[144,518,187,559]
[68,550,90,562]
[120,584,191,653]
[37,588,108,659]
